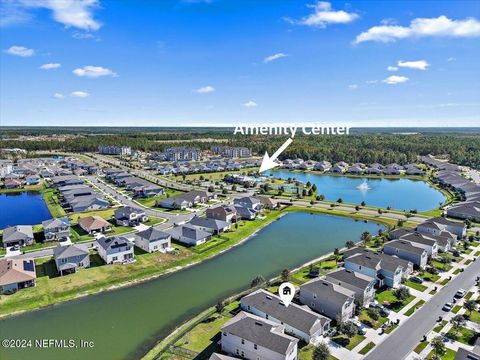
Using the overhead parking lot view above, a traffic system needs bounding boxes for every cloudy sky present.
[1,0,479,127]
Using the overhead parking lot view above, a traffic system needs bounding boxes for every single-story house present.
[78,216,112,234]
[0,258,36,294]
[134,227,171,253]
[53,244,90,275]
[221,311,298,360]
[2,225,34,248]
[167,225,211,246]
[189,216,231,235]
[241,289,331,343]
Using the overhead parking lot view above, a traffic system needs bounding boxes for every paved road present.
[366,258,480,360]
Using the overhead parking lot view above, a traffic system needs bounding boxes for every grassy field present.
[359,342,376,355]
[376,289,416,312]
[359,309,388,329]
[135,188,184,207]
[332,334,365,350]
[469,310,480,324]
[414,341,429,354]
[405,280,428,292]
[452,305,461,314]
[290,258,337,285]
[446,326,478,345]
[41,184,66,218]
[298,344,339,360]
[433,320,447,333]
[421,272,440,283]
[426,348,456,360]
[404,300,425,316]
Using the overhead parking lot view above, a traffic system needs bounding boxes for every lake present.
[266,170,445,211]
[0,212,382,360]
[0,192,52,230]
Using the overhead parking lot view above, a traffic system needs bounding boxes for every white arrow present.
[259,137,293,173]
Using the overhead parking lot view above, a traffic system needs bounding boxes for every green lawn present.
[332,334,365,350]
[135,188,183,208]
[446,327,478,345]
[384,323,398,334]
[452,305,461,314]
[413,341,429,354]
[359,309,388,329]
[432,260,453,272]
[298,344,338,360]
[404,300,426,316]
[41,185,66,218]
[358,342,376,355]
[453,268,462,275]
[405,280,428,292]
[440,278,450,286]
[376,289,416,312]
[433,320,447,333]
[426,348,456,360]
[469,310,480,324]
[290,258,337,285]
[421,272,440,283]
[474,251,480,257]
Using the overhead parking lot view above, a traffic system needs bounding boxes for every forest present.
[1,127,480,168]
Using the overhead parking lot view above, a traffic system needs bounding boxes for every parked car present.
[371,303,390,317]
[442,302,453,312]
[351,320,366,335]
[411,276,423,284]
[455,289,466,298]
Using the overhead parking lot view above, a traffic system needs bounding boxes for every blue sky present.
[1,0,479,127]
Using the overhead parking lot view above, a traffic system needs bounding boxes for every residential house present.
[255,196,277,209]
[234,197,262,211]
[114,206,148,226]
[383,240,428,269]
[78,216,112,234]
[234,206,257,220]
[53,244,90,275]
[206,205,237,222]
[398,232,439,257]
[96,236,135,264]
[209,354,238,360]
[446,202,480,223]
[324,268,376,307]
[156,190,212,209]
[299,279,355,322]
[42,218,70,242]
[314,161,331,172]
[189,216,231,235]
[241,289,331,343]
[2,225,34,248]
[343,248,413,288]
[25,175,41,185]
[167,225,211,246]
[4,179,22,189]
[0,258,36,294]
[416,217,467,239]
[70,196,110,213]
[221,311,298,360]
[134,227,171,253]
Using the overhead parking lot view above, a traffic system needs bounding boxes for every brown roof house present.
[0,258,36,294]
[78,215,112,234]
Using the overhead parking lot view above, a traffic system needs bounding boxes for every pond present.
[0,192,52,230]
[266,170,445,211]
[0,212,382,360]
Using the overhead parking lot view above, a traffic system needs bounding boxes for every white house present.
[134,227,171,253]
[96,236,135,264]
[221,311,298,360]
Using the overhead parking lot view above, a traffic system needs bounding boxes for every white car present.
[442,302,453,311]
[455,289,466,298]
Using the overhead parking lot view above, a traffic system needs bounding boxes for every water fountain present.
[357,179,371,191]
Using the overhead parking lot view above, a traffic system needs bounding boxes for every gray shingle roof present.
[135,227,170,242]
[325,268,375,291]
[300,279,355,305]
[2,225,33,243]
[53,244,89,259]
[189,216,230,231]
[222,311,297,355]
[241,289,330,335]
[384,240,427,255]
[96,236,133,251]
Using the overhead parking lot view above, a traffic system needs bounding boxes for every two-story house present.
[240,289,331,343]
[42,218,70,242]
[324,268,376,307]
[114,206,148,226]
[96,236,135,264]
[221,311,298,360]
[206,205,238,222]
[299,279,355,323]
[53,244,90,275]
[416,217,466,239]
[383,240,428,269]
[134,227,171,253]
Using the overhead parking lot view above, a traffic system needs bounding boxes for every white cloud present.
[365,80,378,84]
[194,85,215,94]
[70,91,90,97]
[447,57,456,62]
[264,53,289,63]
[382,75,409,85]
[398,60,430,70]
[348,84,358,89]
[53,93,65,99]
[243,100,258,108]
[4,45,34,57]
[355,15,480,44]
[8,0,102,31]
[73,66,117,78]
[40,62,61,70]
[287,1,358,28]
[387,66,398,71]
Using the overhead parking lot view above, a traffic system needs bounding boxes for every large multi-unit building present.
[98,145,132,156]
[165,147,201,161]
[211,146,252,158]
